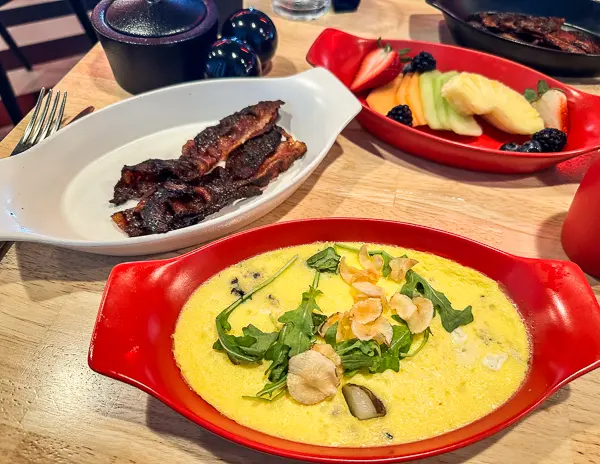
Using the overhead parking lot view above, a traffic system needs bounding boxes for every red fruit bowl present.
[306,29,600,174]
[88,218,600,463]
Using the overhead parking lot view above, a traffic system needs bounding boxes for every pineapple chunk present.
[441,72,544,135]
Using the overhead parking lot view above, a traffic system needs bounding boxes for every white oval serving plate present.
[0,68,361,256]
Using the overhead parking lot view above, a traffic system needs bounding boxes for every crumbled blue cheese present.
[451,327,467,344]
[482,353,508,371]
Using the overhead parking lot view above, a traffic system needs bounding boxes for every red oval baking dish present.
[88,218,600,463]
[306,28,600,174]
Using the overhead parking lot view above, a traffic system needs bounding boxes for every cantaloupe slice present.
[407,73,426,126]
[396,72,412,106]
[365,74,404,117]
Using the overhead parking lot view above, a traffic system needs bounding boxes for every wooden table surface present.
[1,0,600,462]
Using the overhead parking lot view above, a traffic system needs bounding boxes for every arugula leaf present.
[312,312,327,330]
[325,322,338,347]
[278,284,323,356]
[401,270,473,332]
[377,251,395,277]
[255,376,287,398]
[214,256,298,364]
[237,325,278,358]
[391,314,403,324]
[400,328,430,358]
[336,339,378,356]
[370,324,412,373]
[336,339,381,371]
[264,340,290,382]
[334,243,395,277]
[243,388,286,402]
[280,325,312,357]
[306,247,341,273]
[339,350,376,371]
[260,271,325,395]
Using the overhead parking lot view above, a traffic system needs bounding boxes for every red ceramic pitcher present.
[562,156,600,278]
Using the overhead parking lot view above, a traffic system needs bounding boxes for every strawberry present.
[350,39,406,93]
[531,88,569,133]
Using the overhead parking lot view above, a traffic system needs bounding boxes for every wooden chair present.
[0,0,97,126]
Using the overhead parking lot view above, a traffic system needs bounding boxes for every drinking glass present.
[272,0,331,20]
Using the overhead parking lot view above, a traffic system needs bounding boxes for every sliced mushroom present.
[287,350,340,405]
[312,343,344,378]
[406,296,434,334]
[388,293,417,321]
[351,281,387,303]
[351,315,393,346]
[350,298,383,324]
[373,317,394,345]
[318,312,343,337]
[342,384,386,420]
[389,257,419,282]
[339,257,379,285]
[337,312,355,342]
[358,245,384,274]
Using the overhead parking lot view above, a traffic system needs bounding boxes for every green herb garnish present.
[256,269,325,398]
[524,79,550,103]
[324,322,338,348]
[306,247,341,273]
[334,243,395,277]
[214,256,297,364]
[278,272,322,357]
[370,324,412,373]
[401,270,473,332]
[400,328,431,358]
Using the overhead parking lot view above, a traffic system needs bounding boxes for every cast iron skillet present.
[426,0,600,76]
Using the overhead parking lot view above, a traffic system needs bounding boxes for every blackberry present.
[387,105,413,126]
[532,128,567,152]
[518,140,543,153]
[408,52,436,73]
[499,142,521,152]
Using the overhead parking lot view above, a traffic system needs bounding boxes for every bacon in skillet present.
[110,100,283,205]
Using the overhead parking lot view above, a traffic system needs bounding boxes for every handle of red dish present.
[88,259,175,398]
[521,258,600,383]
[305,28,375,88]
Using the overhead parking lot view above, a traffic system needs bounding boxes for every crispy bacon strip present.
[111,128,307,237]
[252,129,307,187]
[111,100,283,205]
[111,168,263,237]
[226,127,283,180]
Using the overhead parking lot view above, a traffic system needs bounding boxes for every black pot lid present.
[105,0,207,38]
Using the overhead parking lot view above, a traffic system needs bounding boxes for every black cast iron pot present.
[92,0,218,94]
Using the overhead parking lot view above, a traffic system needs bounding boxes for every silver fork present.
[11,87,67,156]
